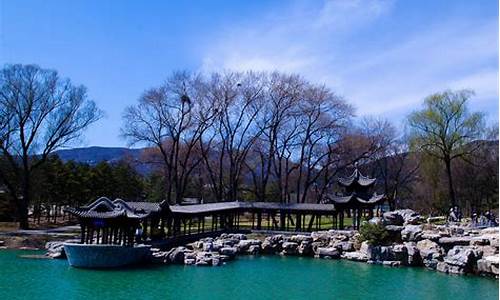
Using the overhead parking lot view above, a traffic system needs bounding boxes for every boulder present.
[237,239,261,253]
[261,240,275,254]
[421,231,441,242]
[290,235,313,243]
[45,241,66,259]
[315,247,340,259]
[436,262,464,275]
[281,242,299,255]
[195,251,217,266]
[220,239,238,247]
[397,209,423,225]
[219,247,237,258]
[437,246,481,275]
[392,244,408,264]
[470,236,490,246]
[267,235,285,243]
[247,245,261,255]
[404,242,422,266]
[476,245,497,257]
[382,261,401,267]
[385,225,404,232]
[195,258,211,266]
[298,241,313,256]
[311,231,331,243]
[191,241,204,250]
[211,256,221,266]
[481,227,499,235]
[476,255,499,276]
[327,229,357,237]
[385,225,404,242]
[182,252,195,263]
[341,251,368,262]
[436,225,464,236]
[438,236,472,250]
[383,211,404,226]
[359,241,373,257]
[370,246,394,262]
[332,241,354,252]
[168,247,188,264]
[401,225,423,242]
[225,233,246,241]
[219,255,233,262]
[416,239,443,269]
[479,230,499,249]
[202,242,214,252]
[151,251,169,264]
[383,209,422,226]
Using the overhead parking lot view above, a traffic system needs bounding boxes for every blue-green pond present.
[0,250,497,300]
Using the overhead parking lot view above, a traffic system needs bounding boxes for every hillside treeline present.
[0,65,498,227]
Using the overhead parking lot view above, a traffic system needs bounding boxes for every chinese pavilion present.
[324,164,386,229]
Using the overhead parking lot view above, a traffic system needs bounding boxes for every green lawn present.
[169,213,358,235]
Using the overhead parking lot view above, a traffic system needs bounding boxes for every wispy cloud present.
[201,0,498,123]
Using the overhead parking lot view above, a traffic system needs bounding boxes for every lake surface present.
[0,250,497,300]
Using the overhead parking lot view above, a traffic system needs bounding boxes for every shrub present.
[359,222,389,245]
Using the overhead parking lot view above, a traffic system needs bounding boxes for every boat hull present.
[64,243,151,268]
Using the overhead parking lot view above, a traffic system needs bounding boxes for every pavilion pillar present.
[257,212,262,230]
[201,216,205,233]
[357,208,362,230]
[279,210,286,230]
[219,213,224,230]
[237,211,240,230]
[296,213,301,231]
[160,217,165,236]
[102,228,107,244]
[80,224,85,244]
[286,213,289,231]
[340,211,344,229]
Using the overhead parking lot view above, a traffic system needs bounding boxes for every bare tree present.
[293,85,354,203]
[200,72,265,201]
[0,64,102,228]
[122,72,216,204]
[247,73,303,202]
[362,118,420,209]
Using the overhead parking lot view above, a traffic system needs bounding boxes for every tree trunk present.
[18,173,31,229]
[444,158,456,207]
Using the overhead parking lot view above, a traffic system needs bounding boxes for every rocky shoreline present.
[40,209,498,277]
[150,210,499,278]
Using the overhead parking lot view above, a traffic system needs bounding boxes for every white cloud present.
[200,0,498,123]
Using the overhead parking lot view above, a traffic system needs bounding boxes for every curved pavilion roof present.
[337,167,376,187]
[66,197,337,219]
[65,197,160,219]
[324,193,385,206]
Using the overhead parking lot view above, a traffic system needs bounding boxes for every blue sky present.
[0,0,498,147]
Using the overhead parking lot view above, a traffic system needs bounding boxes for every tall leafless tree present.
[0,64,102,228]
[122,72,216,204]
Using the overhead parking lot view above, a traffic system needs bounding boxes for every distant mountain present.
[54,146,145,165]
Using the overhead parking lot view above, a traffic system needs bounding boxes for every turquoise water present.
[0,250,498,300]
